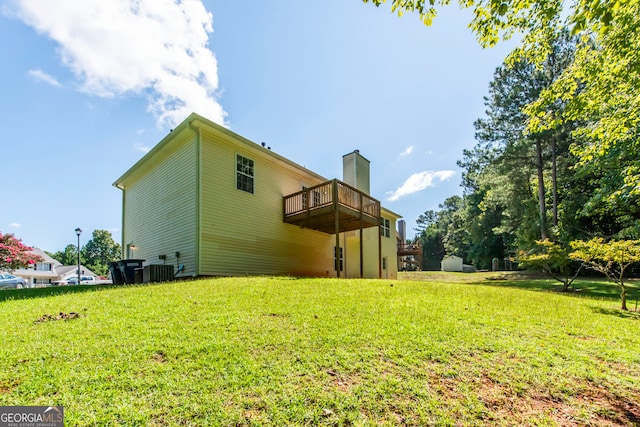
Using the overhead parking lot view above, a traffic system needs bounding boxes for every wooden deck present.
[283,179,381,234]
[398,243,422,270]
[397,243,422,257]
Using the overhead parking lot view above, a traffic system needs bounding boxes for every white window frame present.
[380,217,390,238]
[236,154,255,194]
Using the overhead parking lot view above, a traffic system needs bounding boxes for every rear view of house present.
[113,113,400,279]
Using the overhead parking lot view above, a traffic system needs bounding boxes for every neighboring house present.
[12,248,60,286]
[113,113,401,279]
[441,255,463,272]
[55,265,99,284]
[11,248,98,287]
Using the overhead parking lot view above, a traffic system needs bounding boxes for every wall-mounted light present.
[127,242,137,259]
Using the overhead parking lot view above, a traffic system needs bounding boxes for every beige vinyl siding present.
[381,215,399,279]
[344,231,360,278]
[347,227,378,278]
[341,214,399,279]
[115,113,401,279]
[122,136,197,276]
[199,128,335,276]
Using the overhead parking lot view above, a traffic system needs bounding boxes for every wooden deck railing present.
[283,179,380,220]
[397,243,422,256]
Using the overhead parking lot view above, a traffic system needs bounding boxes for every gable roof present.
[113,112,327,189]
[381,206,402,220]
[56,265,97,277]
[31,247,62,266]
[113,112,401,220]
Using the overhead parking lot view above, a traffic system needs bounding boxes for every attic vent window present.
[236,154,254,194]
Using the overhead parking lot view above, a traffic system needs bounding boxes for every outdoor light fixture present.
[75,228,82,285]
[128,242,137,259]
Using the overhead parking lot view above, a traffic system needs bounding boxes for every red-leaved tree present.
[0,232,43,272]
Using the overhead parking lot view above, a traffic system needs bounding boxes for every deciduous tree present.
[415,210,446,270]
[0,232,42,272]
[454,32,578,267]
[415,196,468,270]
[364,0,640,235]
[569,238,640,310]
[82,230,121,277]
[50,244,81,267]
[518,240,581,291]
[527,2,640,233]
[50,230,121,277]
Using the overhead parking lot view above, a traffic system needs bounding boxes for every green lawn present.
[1,275,639,426]
[399,271,640,305]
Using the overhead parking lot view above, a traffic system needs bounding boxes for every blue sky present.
[1,0,515,253]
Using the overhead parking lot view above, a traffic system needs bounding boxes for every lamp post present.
[75,228,82,285]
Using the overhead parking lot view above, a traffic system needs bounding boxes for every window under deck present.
[283,179,381,234]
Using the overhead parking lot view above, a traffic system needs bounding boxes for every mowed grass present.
[1,275,639,426]
[400,271,640,305]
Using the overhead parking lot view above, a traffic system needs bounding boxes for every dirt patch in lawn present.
[34,311,82,323]
[477,374,640,426]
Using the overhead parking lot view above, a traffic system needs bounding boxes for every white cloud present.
[134,143,151,153]
[27,69,62,87]
[12,0,227,128]
[400,146,414,157]
[10,222,21,228]
[386,170,456,201]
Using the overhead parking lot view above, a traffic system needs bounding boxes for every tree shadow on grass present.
[471,275,640,303]
[589,306,640,320]
[473,278,574,293]
[0,284,122,302]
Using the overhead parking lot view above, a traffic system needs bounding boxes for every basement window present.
[334,246,343,272]
[236,154,254,194]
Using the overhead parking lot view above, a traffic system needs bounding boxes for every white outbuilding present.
[441,255,463,272]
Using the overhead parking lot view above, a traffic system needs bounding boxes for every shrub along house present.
[113,113,401,279]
